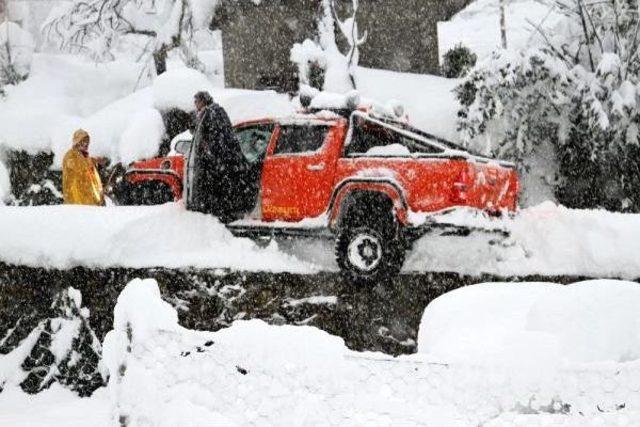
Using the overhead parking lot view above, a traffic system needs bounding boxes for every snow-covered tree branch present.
[291,0,367,93]
[0,20,35,91]
[42,0,218,75]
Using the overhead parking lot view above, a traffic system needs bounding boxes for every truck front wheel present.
[335,207,405,284]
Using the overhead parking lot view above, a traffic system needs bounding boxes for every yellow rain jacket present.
[62,148,104,206]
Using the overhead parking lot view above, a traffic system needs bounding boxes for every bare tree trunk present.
[500,0,508,49]
[153,47,168,75]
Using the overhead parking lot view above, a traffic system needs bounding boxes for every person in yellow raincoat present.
[62,129,105,206]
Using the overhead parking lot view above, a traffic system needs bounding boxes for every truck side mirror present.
[175,140,192,155]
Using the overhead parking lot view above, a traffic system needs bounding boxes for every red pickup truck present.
[121,107,519,282]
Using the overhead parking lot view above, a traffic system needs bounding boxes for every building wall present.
[219,0,319,91]
[219,0,472,91]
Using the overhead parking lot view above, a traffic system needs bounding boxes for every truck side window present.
[274,125,329,155]
[347,118,443,156]
[235,124,275,164]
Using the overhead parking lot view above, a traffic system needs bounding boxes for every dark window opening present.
[274,125,329,155]
[346,117,444,156]
[234,124,275,164]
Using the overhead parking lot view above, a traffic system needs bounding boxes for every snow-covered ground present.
[0,203,314,272]
[0,385,110,427]
[438,0,564,61]
[6,278,639,426]
[2,201,638,278]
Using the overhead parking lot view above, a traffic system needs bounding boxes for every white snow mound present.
[101,278,640,426]
[418,280,640,365]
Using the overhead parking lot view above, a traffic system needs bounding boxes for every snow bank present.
[406,202,640,278]
[102,278,640,426]
[3,202,640,278]
[0,55,295,167]
[418,280,640,365]
[0,203,314,273]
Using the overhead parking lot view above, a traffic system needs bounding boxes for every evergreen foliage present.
[457,0,640,211]
[441,44,477,78]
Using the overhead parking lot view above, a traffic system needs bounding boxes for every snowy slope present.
[438,0,564,60]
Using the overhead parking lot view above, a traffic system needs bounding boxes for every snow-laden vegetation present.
[0,21,34,89]
[42,0,220,75]
[458,0,640,211]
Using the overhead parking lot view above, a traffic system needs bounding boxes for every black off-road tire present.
[335,205,406,285]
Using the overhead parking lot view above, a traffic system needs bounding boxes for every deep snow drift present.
[100,279,640,425]
[3,278,640,425]
[419,280,640,365]
[2,201,640,278]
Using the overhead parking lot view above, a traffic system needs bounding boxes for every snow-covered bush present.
[291,0,367,93]
[42,0,220,75]
[0,287,104,397]
[0,21,34,90]
[441,44,477,78]
[457,0,640,211]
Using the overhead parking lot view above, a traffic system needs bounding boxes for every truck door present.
[261,122,345,222]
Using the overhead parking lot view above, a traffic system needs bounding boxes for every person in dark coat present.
[187,91,248,221]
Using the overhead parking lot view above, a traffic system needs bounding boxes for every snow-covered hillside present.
[438,0,564,60]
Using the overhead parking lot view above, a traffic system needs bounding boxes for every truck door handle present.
[307,162,325,171]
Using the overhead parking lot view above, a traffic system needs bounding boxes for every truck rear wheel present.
[335,204,405,284]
